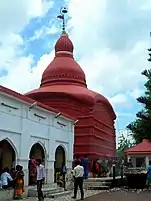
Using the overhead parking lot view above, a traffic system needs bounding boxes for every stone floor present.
[84,190,151,201]
[25,190,103,201]
[11,189,151,201]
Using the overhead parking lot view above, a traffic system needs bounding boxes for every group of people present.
[0,155,124,201]
[0,158,45,201]
[0,165,24,200]
[56,154,88,200]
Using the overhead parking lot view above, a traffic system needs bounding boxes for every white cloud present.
[1,51,54,93]
[117,113,135,118]
[0,0,151,116]
[0,0,53,92]
[29,25,59,42]
[65,0,151,112]
[0,0,52,34]
[109,93,129,106]
[128,88,144,99]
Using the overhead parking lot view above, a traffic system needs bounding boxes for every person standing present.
[36,159,45,201]
[13,165,24,200]
[28,157,37,185]
[147,161,151,190]
[72,160,84,200]
[61,162,67,190]
[91,159,99,178]
[81,155,89,180]
[73,155,81,168]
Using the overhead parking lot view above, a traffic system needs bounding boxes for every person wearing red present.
[28,157,37,185]
[91,159,99,178]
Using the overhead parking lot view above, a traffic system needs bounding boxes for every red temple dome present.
[55,31,74,54]
[41,32,87,87]
[26,27,116,159]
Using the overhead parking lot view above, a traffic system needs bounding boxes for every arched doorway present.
[28,143,45,185]
[54,145,66,182]
[29,143,45,161]
[0,139,16,173]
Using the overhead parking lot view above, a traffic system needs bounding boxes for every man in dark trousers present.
[36,159,45,201]
[72,160,84,200]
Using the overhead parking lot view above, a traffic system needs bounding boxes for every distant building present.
[126,139,151,167]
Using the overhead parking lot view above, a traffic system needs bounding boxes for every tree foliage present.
[117,134,133,160]
[127,69,151,143]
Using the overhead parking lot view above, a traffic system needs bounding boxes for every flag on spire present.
[57,15,64,20]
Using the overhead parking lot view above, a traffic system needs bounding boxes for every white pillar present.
[47,160,55,183]
[67,160,73,170]
[145,156,149,167]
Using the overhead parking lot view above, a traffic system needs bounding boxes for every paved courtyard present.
[84,190,151,201]
[23,189,151,201]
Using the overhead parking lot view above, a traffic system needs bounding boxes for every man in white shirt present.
[72,160,84,200]
[1,167,13,189]
[36,159,45,201]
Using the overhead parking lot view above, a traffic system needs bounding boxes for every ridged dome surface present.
[55,32,73,53]
[41,32,86,87]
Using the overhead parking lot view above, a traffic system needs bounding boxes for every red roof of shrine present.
[0,85,76,121]
[126,139,151,155]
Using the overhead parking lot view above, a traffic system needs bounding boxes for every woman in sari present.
[28,157,37,185]
[91,159,100,178]
[13,165,24,200]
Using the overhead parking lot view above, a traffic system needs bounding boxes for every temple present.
[26,9,116,159]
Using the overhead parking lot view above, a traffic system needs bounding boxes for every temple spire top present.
[57,7,68,34]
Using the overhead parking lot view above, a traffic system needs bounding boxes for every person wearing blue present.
[61,162,67,191]
[147,160,151,190]
[81,155,89,180]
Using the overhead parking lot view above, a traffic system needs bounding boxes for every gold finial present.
[57,7,68,33]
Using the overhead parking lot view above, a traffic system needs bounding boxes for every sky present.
[0,0,151,138]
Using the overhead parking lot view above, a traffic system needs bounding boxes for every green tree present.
[127,69,151,143]
[117,133,133,160]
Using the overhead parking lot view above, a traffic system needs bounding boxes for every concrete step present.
[84,181,112,185]
[28,184,64,197]
[87,185,110,190]
[28,183,57,190]
[46,190,72,198]
[86,176,123,182]
[84,181,111,187]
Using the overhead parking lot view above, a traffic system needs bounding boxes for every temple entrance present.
[54,145,66,183]
[28,143,45,185]
[0,139,16,174]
